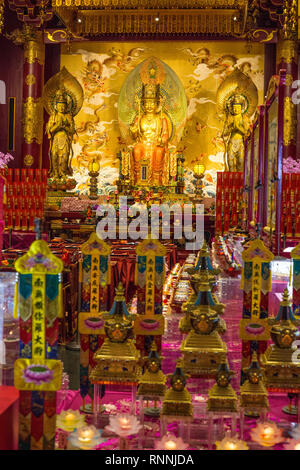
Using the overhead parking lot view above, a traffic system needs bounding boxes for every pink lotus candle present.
[250,422,283,447]
[155,434,189,451]
[68,425,102,450]
[215,436,249,451]
[105,414,142,450]
[56,409,86,433]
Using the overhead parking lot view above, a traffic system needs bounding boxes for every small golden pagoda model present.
[180,271,225,334]
[180,278,227,377]
[162,359,193,417]
[90,283,141,385]
[240,352,269,413]
[261,289,300,391]
[207,362,238,413]
[180,242,225,334]
[186,241,220,291]
[138,342,167,397]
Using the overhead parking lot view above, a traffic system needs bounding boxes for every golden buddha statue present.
[216,68,258,172]
[46,87,76,180]
[129,83,170,186]
[222,94,250,172]
[43,67,83,186]
[117,56,187,192]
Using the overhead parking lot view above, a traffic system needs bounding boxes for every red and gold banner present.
[78,232,110,410]
[239,239,274,382]
[215,171,244,235]
[13,240,63,450]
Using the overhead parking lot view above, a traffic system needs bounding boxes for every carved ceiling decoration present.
[51,0,249,38]
[7,0,53,26]
[4,0,291,43]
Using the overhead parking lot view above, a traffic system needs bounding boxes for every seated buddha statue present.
[129,83,170,186]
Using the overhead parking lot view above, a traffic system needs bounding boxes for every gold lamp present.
[88,157,100,200]
[192,161,205,203]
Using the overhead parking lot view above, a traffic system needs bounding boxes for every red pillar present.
[22,26,45,169]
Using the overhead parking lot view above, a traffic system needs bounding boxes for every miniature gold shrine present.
[137,343,167,397]
[162,359,193,418]
[207,363,238,413]
[261,289,300,391]
[240,352,269,412]
[90,283,141,385]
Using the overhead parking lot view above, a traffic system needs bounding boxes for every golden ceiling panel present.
[55,7,246,37]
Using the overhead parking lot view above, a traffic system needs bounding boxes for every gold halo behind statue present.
[43,66,84,117]
[216,67,258,118]
[118,56,187,147]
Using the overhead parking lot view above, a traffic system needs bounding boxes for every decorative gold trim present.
[54,6,246,36]
[239,318,271,341]
[136,238,167,256]
[24,29,45,65]
[24,154,34,167]
[242,239,274,263]
[25,74,36,86]
[15,240,64,274]
[53,0,245,8]
[283,96,297,146]
[133,315,165,336]
[81,231,111,256]
[277,39,297,64]
[14,358,62,391]
[251,29,277,43]
[285,74,294,87]
[0,0,4,35]
[22,97,44,145]
[78,311,105,335]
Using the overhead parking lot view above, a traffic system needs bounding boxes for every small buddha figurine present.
[129,83,170,186]
[46,86,76,180]
[222,94,250,172]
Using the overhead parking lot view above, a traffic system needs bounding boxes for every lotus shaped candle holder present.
[215,435,249,450]
[155,434,189,450]
[250,422,283,447]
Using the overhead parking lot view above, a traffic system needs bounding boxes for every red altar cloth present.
[0,386,19,450]
[3,231,48,250]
